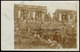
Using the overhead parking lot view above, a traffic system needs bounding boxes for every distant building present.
[53,9,77,23]
[14,4,47,22]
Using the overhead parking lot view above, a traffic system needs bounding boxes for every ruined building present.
[53,9,77,24]
[14,4,47,22]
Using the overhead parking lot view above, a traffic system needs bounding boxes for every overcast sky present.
[1,1,78,18]
[18,1,77,16]
[14,1,78,15]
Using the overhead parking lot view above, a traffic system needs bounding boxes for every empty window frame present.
[59,13,62,21]
[18,10,21,18]
[33,12,35,19]
[68,14,71,20]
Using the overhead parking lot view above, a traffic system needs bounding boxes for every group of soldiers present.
[14,10,76,48]
[15,17,77,48]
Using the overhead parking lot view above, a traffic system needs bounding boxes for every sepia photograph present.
[1,1,79,51]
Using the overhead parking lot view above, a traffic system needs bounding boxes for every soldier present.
[53,32,62,45]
